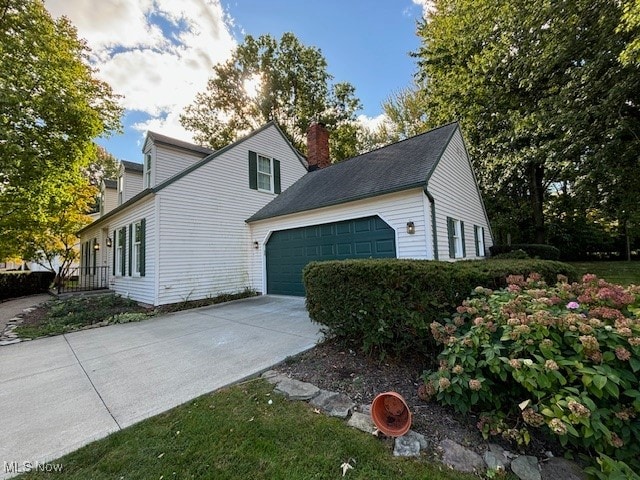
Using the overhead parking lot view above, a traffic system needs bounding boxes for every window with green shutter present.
[447,217,465,259]
[132,219,146,277]
[475,226,485,257]
[248,150,280,194]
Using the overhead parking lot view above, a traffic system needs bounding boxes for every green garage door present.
[265,215,396,296]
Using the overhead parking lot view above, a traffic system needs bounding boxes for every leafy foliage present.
[303,258,576,359]
[0,0,122,260]
[416,0,640,250]
[0,271,55,301]
[180,32,362,161]
[489,244,560,260]
[422,274,640,473]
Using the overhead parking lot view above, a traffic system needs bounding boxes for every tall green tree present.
[0,0,121,260]
[180,32,362,161]
[417,0,640,247]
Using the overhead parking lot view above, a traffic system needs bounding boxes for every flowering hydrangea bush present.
[421,273,640,473]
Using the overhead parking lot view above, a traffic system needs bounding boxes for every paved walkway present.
[0,295,322,479]
[0,294,53,332]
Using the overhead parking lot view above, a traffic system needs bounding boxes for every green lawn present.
[17,380,475,480]
[569,261,640,286]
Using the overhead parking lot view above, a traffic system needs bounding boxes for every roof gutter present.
[424,187,438,260]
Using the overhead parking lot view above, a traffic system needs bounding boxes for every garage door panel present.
[266,215,396,296]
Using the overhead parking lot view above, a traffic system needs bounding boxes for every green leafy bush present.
[490,244,561,260]
[491,249,529,260]
[0,271,55,301]
[422,274,640,472]
[303,259,577,359]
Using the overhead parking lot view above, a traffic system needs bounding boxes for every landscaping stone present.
[309,390,355,418]
[511,455,541,480]
[540,457,587,480]
[358,403,371,415]
[485,443,512,469]
[393,429,429,457]
[274,377,320,400]
[347,411,376,434]
[261,370,288,385]
[394,435,421,457]
[440,439,485,473]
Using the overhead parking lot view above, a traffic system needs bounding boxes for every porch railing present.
[57,266,110,294]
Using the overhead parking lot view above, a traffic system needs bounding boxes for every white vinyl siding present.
[79,195,156,305]
[152,144,208,187]
[248,188,433,294]
[428,129,493,261]
[155,124,307,305]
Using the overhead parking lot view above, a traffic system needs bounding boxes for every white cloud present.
[411,0,436,17]
[44,0,236,127]
[357,113,389,133]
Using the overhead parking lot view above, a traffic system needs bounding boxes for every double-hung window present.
[475,226,485,257]
[249,151,281,194]
[116,228,125,276]
[133,221,142,276]
[144,154,152,188]
[257,155,273,192]
[118,175,124,204]
[447,217,466,259]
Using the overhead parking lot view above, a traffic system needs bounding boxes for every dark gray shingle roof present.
[247,122,459,223]
[103,179,117,189]
[121,160,143,172]
[147,131,214,156]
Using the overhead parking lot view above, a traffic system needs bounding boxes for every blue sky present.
[44,0,429,164]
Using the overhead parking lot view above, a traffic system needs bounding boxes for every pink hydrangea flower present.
[566,301,580,310]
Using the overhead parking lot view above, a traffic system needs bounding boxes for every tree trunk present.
[527,162,546,244]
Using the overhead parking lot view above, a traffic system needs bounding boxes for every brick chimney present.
[307,122,330,171]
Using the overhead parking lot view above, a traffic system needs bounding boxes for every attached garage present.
[265,215,396,296]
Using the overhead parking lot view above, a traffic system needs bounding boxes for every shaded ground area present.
[277,338,562,462]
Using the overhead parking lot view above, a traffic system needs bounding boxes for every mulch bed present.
[276,337,562,461]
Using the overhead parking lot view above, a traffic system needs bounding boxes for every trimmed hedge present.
[489,243,560,260]
[0,271,55,301]
[303,259,577,359]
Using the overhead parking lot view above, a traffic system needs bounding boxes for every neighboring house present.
[117,160,143,205]
[100,178,118,217]
[78,121,492,305]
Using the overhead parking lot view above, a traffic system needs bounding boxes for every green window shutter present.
[273,159,281,194]
[140,218,146,277]
[92,238,97,273]
[474,225,480,256]
[461,221,466,257]
[248,151,257,190]
[112,230,116,273]
[120,227,126,277]
[128,224,133,277]
[447,217,455,259]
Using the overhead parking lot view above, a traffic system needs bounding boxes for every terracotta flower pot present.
[370,391,412,437]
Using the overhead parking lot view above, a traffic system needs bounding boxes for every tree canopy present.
[180,32,362,161]
[415,0,640,252]
[0,0,122,261]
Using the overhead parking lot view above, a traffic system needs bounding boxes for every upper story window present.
[144,153,152,188]
[248,150,281,194]
[257,155,273,192]
[118,175,124,205]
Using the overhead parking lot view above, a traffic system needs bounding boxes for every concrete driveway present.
[0,295,321,478]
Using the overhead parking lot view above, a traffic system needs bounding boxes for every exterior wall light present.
[253,241,259,249]
[106,237,113,248]
[93,242,101,251]
[406,221,415,235]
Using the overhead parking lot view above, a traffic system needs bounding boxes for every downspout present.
[424,188,438,260]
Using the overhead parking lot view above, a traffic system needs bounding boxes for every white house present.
[78,121,493,304]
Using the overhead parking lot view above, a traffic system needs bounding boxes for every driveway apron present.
[0,295,321,478]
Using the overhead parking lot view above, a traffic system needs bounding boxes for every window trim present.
[447,217,466,259]
[144,153,152,188]
[132,221,142,276]
[116,227,126,276]
[118,175,124,204]
[475,225,485,257]
[256,154,273,193]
